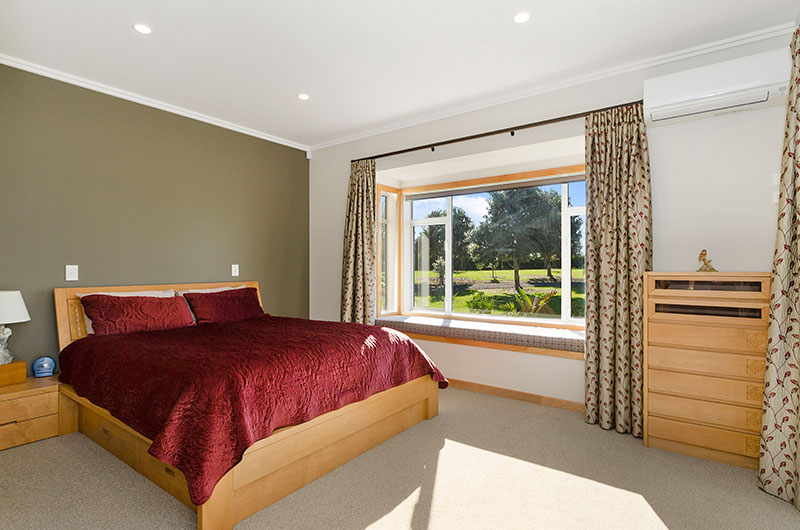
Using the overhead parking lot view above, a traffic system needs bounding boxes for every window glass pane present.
[451,193,485,312]
[571,214,586,318]
[568,181,586,208]
[413,224,445,310]
[457,186,561,319]
[380,223,388,311]
[380,195,387,220]
[411,197,447,220]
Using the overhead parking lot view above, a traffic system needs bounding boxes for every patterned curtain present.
[584,102,652,437]
[760,28,800,509]
[340,159,377,325]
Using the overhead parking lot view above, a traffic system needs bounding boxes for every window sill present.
[375,315,585,360]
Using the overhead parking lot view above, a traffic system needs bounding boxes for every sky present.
[412,181,585,226]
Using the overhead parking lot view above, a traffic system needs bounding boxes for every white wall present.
[650,107,783,271]
[309,36,789,403]
[415,339,585,403]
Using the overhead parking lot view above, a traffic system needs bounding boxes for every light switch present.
[65,265,79,281]
[231,264,239,277]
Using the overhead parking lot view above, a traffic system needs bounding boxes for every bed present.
[54,281,445,530]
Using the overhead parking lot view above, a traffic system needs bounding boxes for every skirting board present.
[448,378,583,412]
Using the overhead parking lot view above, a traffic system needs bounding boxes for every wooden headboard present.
[54,281,261,350]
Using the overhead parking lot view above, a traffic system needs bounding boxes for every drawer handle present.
[164,467,176,477]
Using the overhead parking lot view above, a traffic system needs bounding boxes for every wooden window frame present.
[377,164,586,331]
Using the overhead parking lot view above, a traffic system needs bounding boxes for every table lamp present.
[0,291,30,365]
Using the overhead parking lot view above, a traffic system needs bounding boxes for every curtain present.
[584,102,652,436]
[760,28,800,509]
[340,159,377,325]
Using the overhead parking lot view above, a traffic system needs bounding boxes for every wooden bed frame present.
[54,282,439,530]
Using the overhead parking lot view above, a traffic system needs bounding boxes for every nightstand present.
[0,376,59,451]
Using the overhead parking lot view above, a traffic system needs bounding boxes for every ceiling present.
[379,136,585,186]
[0,1,797,150]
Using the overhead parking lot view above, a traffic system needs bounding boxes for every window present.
[403,176,585,324]
[377,188,398,313]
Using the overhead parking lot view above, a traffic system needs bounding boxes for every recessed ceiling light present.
[513,12,530,24]
[297,93,310,101]
[133,24,153,35]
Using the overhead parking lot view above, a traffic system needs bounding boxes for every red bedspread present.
[58,316,447,505]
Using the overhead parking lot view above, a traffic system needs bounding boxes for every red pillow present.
[183,288,265,324]
[80,295,195,336]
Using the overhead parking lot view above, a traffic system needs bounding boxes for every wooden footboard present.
[59,375,439,530]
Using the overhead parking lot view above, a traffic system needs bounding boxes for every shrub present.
[466,291,493,313]
[501,288,557,314]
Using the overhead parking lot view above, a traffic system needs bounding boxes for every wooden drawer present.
[646,273,770,302]
[647,298,768,327]
[648,346,764,381]
[136,438,195,509]
[0,414,59,450]
[648,369,762,407]
[80,407,138,469]
[0,391,58,425]
[648,393,761,433]
[648,322,767,354]
[649,416,759,457]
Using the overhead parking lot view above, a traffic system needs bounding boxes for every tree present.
[414,207,475,272]
[451,207,475,270]
[570,215,585,270]
[471,187,563,290]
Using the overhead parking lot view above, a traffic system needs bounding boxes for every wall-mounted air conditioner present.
[643,49,791,127]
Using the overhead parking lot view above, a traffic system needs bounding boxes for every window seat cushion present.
[375,315,585,353]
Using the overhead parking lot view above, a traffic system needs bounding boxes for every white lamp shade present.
[0,291,30,324]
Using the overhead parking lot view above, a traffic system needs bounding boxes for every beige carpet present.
[1,388,797,529]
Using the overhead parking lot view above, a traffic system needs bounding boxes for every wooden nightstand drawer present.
[648,346,765,381]
[0,414,59,450]
[648,393,761,433]
[0,377,60,451]
[0,391,58,425]
[648,369,763,407]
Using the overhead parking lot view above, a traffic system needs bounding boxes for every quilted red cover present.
[182,288,265,323]
[80,295,195,335]
[58,316,447,505]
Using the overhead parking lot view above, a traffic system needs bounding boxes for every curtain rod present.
[351,99,643,163]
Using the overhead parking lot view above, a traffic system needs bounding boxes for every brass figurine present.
[697,249,718,272]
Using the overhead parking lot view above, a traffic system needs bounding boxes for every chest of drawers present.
[643,272,770,469]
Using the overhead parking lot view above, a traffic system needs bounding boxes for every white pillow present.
[77,290,176,335]
[176,285,246,295]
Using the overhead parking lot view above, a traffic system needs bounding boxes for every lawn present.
[455,268,585,281]
[414,268,585,282]
[413,268,585,318]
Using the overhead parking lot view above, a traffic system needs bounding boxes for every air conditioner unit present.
[643,49,791,127]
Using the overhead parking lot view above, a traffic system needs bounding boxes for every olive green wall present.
[0,64,309,369]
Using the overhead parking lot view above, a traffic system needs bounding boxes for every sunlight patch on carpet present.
[367,439,666,530]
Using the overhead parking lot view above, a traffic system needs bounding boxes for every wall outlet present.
[231,264,239,277]
[65,265,79,281]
